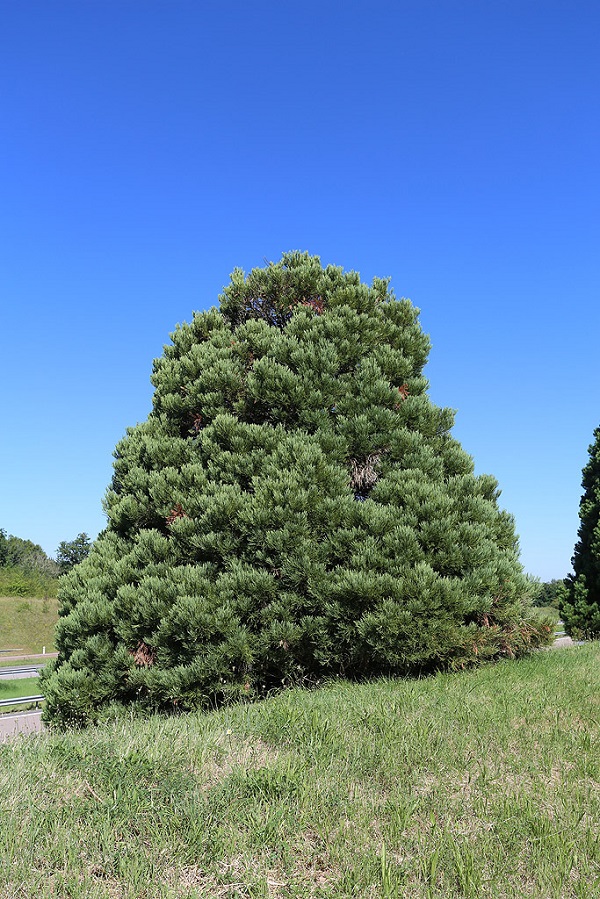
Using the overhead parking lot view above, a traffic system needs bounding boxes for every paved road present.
[0,710,43,742]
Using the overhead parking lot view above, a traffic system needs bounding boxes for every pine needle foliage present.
[42,252,551,726]
[561,425,600,638]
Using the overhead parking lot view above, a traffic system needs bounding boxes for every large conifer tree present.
[42,253,551,726]
[561,426,600,637]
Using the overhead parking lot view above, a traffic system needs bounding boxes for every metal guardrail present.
[0,695,44,709]
[0,665,44,678]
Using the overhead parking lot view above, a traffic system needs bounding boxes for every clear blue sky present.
[2,1,599,581]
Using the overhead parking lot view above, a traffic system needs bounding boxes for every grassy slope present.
[0,645,599,898]
[0,596,58,653]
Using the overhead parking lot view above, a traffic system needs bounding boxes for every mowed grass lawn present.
[0,677,40,703]
[0,596,58,654]
[0,644,599,898]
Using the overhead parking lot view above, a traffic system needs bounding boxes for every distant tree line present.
[527,577,565,609]
[0,529,92,597]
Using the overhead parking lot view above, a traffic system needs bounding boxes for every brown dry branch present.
[131,641,156,667]
[394,383,410,410]
[166,503,187,526]
[350,452,383,492]
[299,295,325,314]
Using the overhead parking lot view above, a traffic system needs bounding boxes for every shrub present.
[42,253,551,727]
[0,565,58,598]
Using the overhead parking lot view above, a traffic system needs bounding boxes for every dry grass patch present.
[202,733,282,790]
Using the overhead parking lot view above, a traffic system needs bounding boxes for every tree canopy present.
[41,252,551,727]
[0,529,45,569]
[56,533,92,575]
[561,426,600,637]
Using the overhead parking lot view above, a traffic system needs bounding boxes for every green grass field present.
[0,595,58,654]
[0,643,598,898]
[0,676,42,713]
[531,605,560,625]
[0,677,40,701]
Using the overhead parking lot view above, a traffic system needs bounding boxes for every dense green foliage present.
[42,253,551,726]
[0,528,58,597]
[0,528,51,571]
[0,566,58,599]
[56,532,92,574]
[561,426,600,637]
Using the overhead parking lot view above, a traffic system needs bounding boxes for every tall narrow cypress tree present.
[42,252,551,726]
[561,426,600,637]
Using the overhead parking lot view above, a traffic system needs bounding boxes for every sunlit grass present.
[0,677,40,701]
[0,596,58,654]
[0,644,598,897]
[531,604,560,627]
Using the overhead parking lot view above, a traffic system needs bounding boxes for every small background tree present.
[524,574,566,609]
[534,579,564,610]
[56,533,92,574]
[42,252,552,727]
[561,426,600,638]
